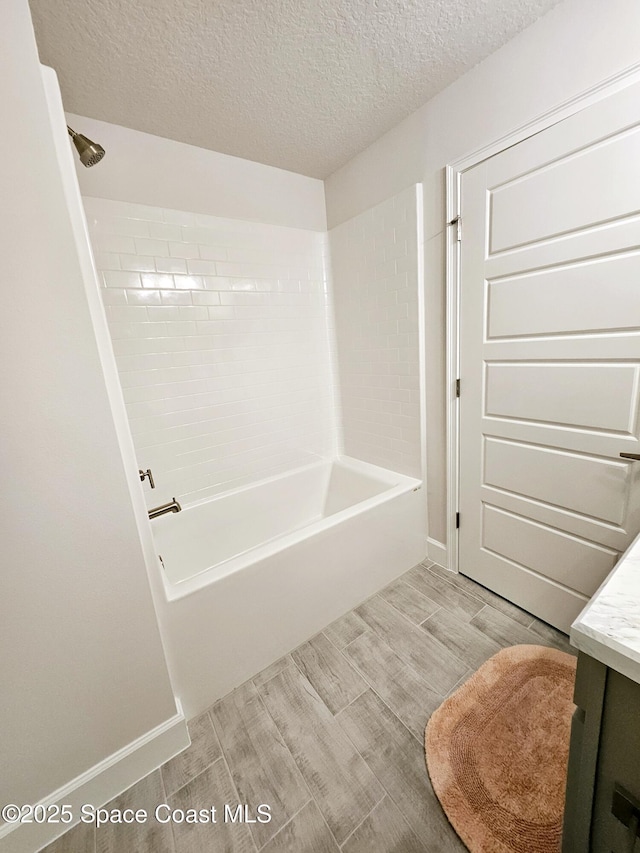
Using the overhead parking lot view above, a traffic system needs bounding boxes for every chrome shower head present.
[67,125,105,167]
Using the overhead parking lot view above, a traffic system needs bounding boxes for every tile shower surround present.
[85,197,338,506]
[329,186,421,478]
[86,188,421,506]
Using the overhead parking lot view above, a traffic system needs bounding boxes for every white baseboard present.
[426,537,449,569]
[1,704,189,853]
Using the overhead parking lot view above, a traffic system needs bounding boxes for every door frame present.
[444,60,640,574]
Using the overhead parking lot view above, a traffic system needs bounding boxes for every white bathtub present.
[151,456,425,717]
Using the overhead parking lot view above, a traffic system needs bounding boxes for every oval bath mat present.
[425,644,576,853]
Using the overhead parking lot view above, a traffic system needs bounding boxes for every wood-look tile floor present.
[43,561,575,853]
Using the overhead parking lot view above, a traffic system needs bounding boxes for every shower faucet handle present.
[139,468,155,489]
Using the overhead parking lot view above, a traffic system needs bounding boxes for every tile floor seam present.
[333,695,430,836]
[334,581,406,642]
[217,742,260,853]
[376,787,434,853]
[340,629,372,652]
[249,685,316,847]
[209,698,293,852]
[471,602,489,620]
[403,573,467,615]
[335,791,386,850]
[525,626,544,643]
[164,755,224,801]
[290,647,313,683]
[363,593,474,676]
[422,564,488,608]
[322,626,345,652]
[290,632,372,710]
[427,565,496,604]
[331,630,441,743]
[426,564,551,632]
[324,611,370,651]
[525,624,572,651]
[339,626,450,710]
[306,795,344,851]
[364,593,425,631]
[444,670,473,699]
[251,657,294,691]
[333,684,373,716]
[158,764,178,853]
[251,669,335,848]
[339,627,441,708]
[161,715,222,797]
[471,603,571,653]
[378,586,441,628]
[335,679,426,748]
[292,632,366,716]
[417,606,441,627]
[254,798,313,851]
[254,698,348,852]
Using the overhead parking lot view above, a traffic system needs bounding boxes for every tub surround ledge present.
[571,532,640,685]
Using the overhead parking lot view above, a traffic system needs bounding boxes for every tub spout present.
[148,498,182,519]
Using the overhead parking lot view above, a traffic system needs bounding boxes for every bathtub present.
[151,456,425,717]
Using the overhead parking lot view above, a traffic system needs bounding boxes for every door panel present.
[487,254,640,339]
[480,485,629,552]
[483,438,630,525]
[459,81,640,631]
[485,362,639,433]
[482,505,618,597]
[489,126,640,253]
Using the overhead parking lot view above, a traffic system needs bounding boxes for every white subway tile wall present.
[85,197,337,506]
[329,186,421,478]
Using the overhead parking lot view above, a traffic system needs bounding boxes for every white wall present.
[329,186,422,478]
[86,197,337,505]
[325,0,640,548]
[1,2,181,846]
[66,112,327,231]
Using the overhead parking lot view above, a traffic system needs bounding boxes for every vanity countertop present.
[571,532,640,685]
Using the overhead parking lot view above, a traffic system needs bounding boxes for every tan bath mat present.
[425,644,576,853]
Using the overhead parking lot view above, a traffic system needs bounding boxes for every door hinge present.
[449,215,461,241]
[456,512,460,529]
[456,378,460,398]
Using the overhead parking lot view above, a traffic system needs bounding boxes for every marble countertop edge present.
[571,532,640,683]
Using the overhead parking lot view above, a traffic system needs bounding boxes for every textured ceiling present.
[29,0,561,178]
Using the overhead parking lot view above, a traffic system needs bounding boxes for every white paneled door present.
[459,81,640,632]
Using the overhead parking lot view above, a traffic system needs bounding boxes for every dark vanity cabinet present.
[563,652,640,852]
